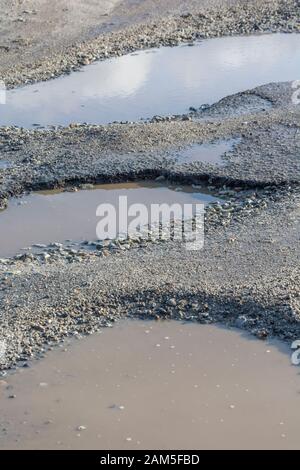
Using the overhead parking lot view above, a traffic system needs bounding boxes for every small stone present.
[256,329,268,340]
[77,425,87,431]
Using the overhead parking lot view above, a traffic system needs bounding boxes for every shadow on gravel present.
[118,287,300,347]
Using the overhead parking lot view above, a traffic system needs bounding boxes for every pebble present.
[77,425,87,431]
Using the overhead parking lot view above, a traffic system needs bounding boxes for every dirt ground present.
[0,0,299,371]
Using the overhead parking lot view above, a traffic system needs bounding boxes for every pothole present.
[2,33,300,127]
[0,180,222,257]
[174,138,241,165]
[0,320,298,450]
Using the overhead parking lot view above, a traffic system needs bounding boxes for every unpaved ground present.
[0,0,234,81]
[0,82,299,209]
[0,321,299,450]
[0,0,122,73]
[0,1,264,80]
[0,80,300,368]
[0,183,299,369]
[0,0,300,371]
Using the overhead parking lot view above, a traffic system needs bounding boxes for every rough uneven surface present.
[0,0,300,370]
[0,185,299,369]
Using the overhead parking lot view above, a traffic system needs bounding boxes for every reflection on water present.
[0,181,220,257]
[0,161,13,169]
[176,139,241,165]
[2,34,300,127]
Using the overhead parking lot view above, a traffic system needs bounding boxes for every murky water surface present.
[0,320,299,450]
[0,181,219,257]
[1,34,300,127]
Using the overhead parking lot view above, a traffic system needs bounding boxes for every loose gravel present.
[0,0,300,370]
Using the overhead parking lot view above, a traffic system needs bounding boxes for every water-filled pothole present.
[2,33,300,127]
[175,138,241,165]
[0,320,298,450]
[0,181,221,257]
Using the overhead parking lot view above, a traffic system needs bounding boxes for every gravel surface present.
[0,184,299,370]
[1,0,300,87]
[0,82,299,209]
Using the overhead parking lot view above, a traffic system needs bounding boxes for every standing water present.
[1,34,300,127]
